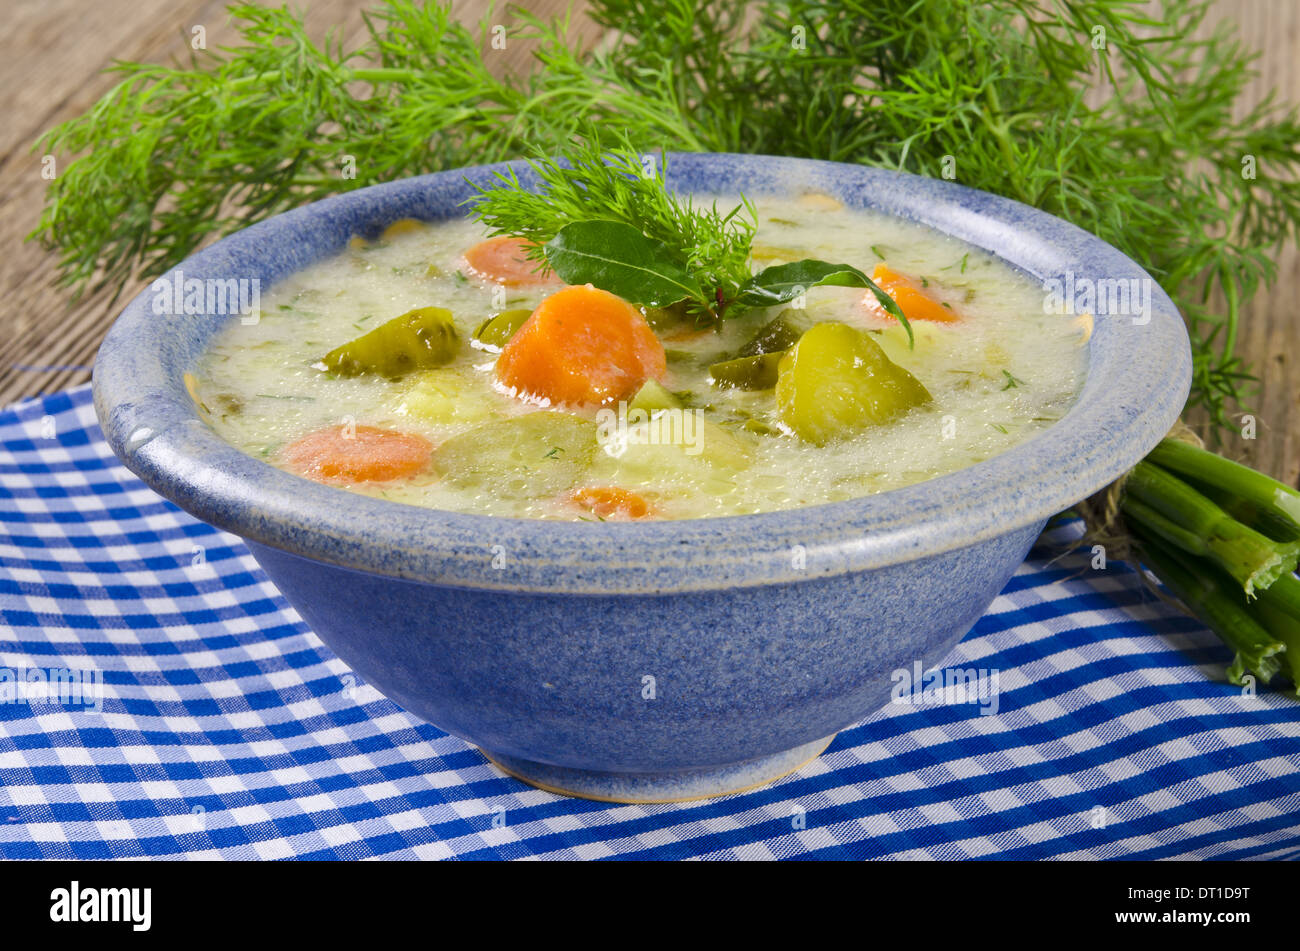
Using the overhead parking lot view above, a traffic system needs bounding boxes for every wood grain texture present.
[1191,1,1300,487]
[1,0,1295,485]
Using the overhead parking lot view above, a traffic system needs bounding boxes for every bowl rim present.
[93,152,1191,594]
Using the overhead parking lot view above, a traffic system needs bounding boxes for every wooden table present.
[2,0,1296,485]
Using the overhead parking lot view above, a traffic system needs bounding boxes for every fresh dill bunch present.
[467,138,757,309]
[30,1,701,301]
[466,138,904,327]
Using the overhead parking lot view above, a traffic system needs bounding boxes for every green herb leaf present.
[543,220,704,307]
[468,138,753,319]
[737,260,913,345]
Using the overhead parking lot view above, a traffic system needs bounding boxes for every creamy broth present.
[194,194,1087,520]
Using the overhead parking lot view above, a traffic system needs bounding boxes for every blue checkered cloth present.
[2,384,1298,860]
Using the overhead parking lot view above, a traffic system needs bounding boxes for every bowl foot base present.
[479,735,836,803]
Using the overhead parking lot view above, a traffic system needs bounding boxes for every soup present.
[192,194,1087,520]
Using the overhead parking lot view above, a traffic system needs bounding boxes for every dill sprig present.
[467,138,756,310]
[465,139,908,329]
[29,0,1300,438]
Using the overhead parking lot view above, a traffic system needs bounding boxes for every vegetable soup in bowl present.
[94,153,1190,801]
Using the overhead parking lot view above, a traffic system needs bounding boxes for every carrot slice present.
[495,284,667,407]
[862,263,961,323]
[283,424,432,484]
[570,486,653,520]
[463,236,558,287]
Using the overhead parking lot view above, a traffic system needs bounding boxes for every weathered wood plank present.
[1189,1,1300,487]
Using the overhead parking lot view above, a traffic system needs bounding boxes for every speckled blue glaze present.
[93,154,1191,801]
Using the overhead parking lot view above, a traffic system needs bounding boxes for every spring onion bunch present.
[1106,438,1300,690]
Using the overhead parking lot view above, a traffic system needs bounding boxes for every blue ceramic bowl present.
[94,154,1190,802]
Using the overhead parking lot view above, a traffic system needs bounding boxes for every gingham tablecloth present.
[1,385,1298,861]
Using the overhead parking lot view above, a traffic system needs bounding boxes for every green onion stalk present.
[1078,434,1300,694]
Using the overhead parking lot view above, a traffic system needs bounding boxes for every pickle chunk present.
[473,308,532,350]
[709,310,804,389]
[433,411,595,498]
[776,321,931,445]
[709,352,783,390]
[737,310,804,357]
[322,306,459,379]
[627,379,684,414]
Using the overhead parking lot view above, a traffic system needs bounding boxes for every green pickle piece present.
[433,411,595,498]
[741,418,782,436]
[627,379,684,414]
[641,302,692,331]
[709,351,784,390]
[322,306,459,379]
[473,307,533,350]
[737,310,805,357]
[776,321,931,445]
